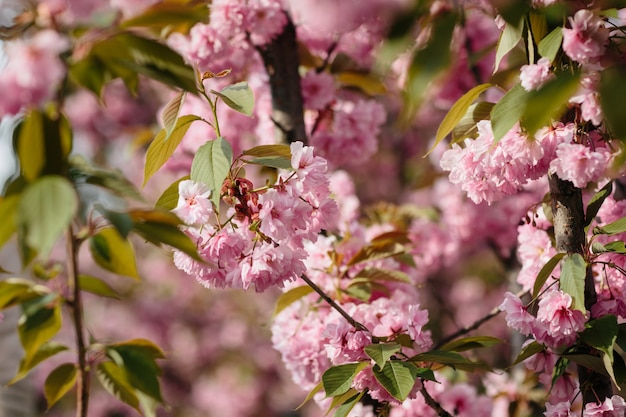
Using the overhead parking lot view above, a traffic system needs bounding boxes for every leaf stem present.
[66,229,89,417]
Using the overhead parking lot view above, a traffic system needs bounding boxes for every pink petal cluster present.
[311,99,385,168]
[301,70,336,110]
[173,180,213,225]
[562,9,609,65]
[500,289,586,349]
[172,142,338,293]
[440,121,568,204]
[583,395,626,417]
[520,57,555,91]
[550,142,612,189]
[0,30,69,116]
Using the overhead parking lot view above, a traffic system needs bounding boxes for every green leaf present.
[352,267,411,284]
[244,156,293,170]
[494,17,523,73]
[68,55,112,97]
[600,66,626,142]
[133,221,202,261]
[490,83,529,143]
[533,252,566,298]
[331,391,364,417]
[242,144,291,158]
[44,363,77,409]
[405,12,457,116]
[272,286,314,318]
[580,315,618,363]
[415,367,437,382]
[0,194,20,249]
[372,360,419,402]
[326,388,360,415]
[365,343,402,369]
[78,274,120,299]
[119,1,209,34]
[551,356,570,389]
[0,278,49,310]
[18,176,78,258]
[430,83,493,154]
[347,240,407,267]
[586,181,613,229]
[143,115,201,187]
[161,91,187,137]
[603,241,626,254]
[108,338,166,359]
[452,102,494,142]
[408,350,490,371]
[70,155,144,201]
[18,295,62,365]
[322,362,368,397]
[561,353,606,376]
[559,253,586,313]
[512,341,545,366]
[521,71,580,137]
[89,227,140,280]
[107,340,164,401]
[538,27,563,62]
[96,361,140,411]
[438,336,502,352]
[212,82,255,117]
[94,205,134,239]
[10,342,68,385]
[190,137,233,209]
[295,381,323,411]
[15,110,45,182]
[155,175,189,211]
[594,216,626,236]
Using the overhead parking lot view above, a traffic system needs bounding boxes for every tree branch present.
[420,383,454,417]
[548,173,613,405]
[66,229,89,417]
[300,274,371,334]
[256,12,307,144]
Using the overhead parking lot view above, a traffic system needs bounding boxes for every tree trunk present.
[256,12,307,144]
[548,174,613,405]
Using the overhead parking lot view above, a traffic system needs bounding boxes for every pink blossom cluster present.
[520,57,555,91]
[500,290,587,349]
[543,395,626,417]
[168,0,286,72]
[440,121,567,204]
[310,99,386,168]
[562,9,610,66]
[0,29,69,117]
[272,287,433,404]
[172,142,339,292]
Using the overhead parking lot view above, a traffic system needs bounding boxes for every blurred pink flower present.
[562,9,609,65]
[520,57,554,91]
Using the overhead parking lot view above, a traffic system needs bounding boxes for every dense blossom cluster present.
[172,142,338,292]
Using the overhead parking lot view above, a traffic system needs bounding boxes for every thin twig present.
[420,384,453,417]
[67,229,89,417]
[300,274,370,334]
[434,289,527,349]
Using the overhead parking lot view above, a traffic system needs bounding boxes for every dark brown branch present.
[434,289,527,349]
[420,384,454,417]
[256,12,307,144]
[300,274,370,334]
[548,174,613,405]
[66,230,90,417]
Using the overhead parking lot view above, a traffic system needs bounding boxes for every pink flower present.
[301,70,336,110]
[499,292,535,335]
[583,395,626,417]
[244,0,287,45]
[536,290,586,347]
[545,401,576,417]
[0,30,69,116]
[173,180,213,225]
[550,143,611,188]
[520,57,555,91]
[562,9,609,65]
